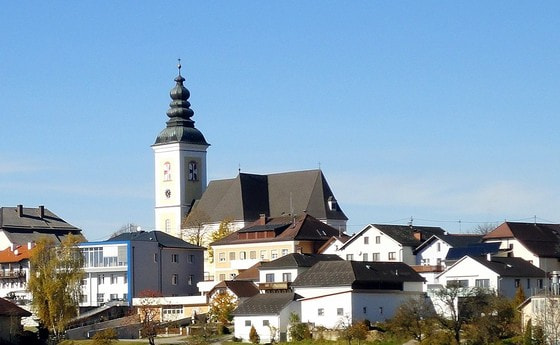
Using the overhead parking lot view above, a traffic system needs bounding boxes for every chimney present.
[10,243,16,252]
[413,231,422,241]
[39,205,45,218]
[14,249,18,256]
[16,204,23,217]
[27,242,34,250]
[486,253,492,261]
[258,214,266,225]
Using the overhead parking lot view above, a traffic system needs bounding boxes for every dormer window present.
[327,196,337,211]
[188,161,198,181]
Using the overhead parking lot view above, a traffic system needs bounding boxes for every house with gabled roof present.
[482,222,560,274]
[414,233,482,267]
[233,292,300,343]
[258,253,342,293]
[337,224,446,265]
[0,205,84,250]
[210,213,343,282]
[0,297,31,343]
[434,255,546,299]
[291,260,425,328]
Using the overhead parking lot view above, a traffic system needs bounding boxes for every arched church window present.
[163,162,171,181]
[188,161,198,181]
[165,219,171,232]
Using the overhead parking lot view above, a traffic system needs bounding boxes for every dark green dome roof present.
[154,64,209,146]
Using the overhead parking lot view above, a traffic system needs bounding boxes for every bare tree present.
[432,283,491,344]
[136,289,164,345]
[470,222,498,235]
[388,296,436,342]
[111,223,140,238]
[182,209,211,246]
[533,295,560,345]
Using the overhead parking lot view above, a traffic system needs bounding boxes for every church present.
[152,63,348,241]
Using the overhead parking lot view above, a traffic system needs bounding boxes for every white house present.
[291,260,425,328]
[414,234,482,267]
[0,243,34,303]
[434,255,546,299]
[233,293,300,343]
[483,222,560,274]
[337,224,446,265]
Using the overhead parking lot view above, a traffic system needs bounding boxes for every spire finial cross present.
[177,58,182,76]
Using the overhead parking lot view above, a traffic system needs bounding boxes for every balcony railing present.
[258,282,291,291]
[0,271,25,279]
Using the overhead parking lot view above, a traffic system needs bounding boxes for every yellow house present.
[210,212,342,281]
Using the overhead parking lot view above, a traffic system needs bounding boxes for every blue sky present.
[2,2,560,240]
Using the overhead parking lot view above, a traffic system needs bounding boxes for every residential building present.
[131,295,209,323]
[0,297,31,344]
[0,243,34,302]
[233,292,300,343]
[79,230,204,310]
[210,213,343,281]
[291,260,425,327]
[434,255,546,299]
[483,222,560,273]
[258,253,342,293]
[337,224,446,265]
[0,205,84,250]
[414,233,482,267]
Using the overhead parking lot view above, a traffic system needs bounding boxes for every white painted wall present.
[415,238,451,266]
[339,225,416,265]
[234,301,300,343]
[300,290,425,328]
[436,256,544,298]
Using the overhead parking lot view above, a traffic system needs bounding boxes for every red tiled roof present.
[0,244,33,263]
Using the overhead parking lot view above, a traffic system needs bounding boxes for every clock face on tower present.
[165,189,171,198]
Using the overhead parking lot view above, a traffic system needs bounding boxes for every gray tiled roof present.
[291,261,424,288]
[469,256,546,277]
[260,253,343,269]
[191,170,347,223]
[342,224,446,250]
[109,231,205,250]
[233,292,299,316]
[0,206,84,245]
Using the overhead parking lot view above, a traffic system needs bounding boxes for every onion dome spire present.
[166,60,195,126]
[154,60,209,146]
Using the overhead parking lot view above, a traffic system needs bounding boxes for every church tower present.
[152,63,209,237]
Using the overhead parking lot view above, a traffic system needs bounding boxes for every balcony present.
[258,282,291,291]
[0,271,25,279]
